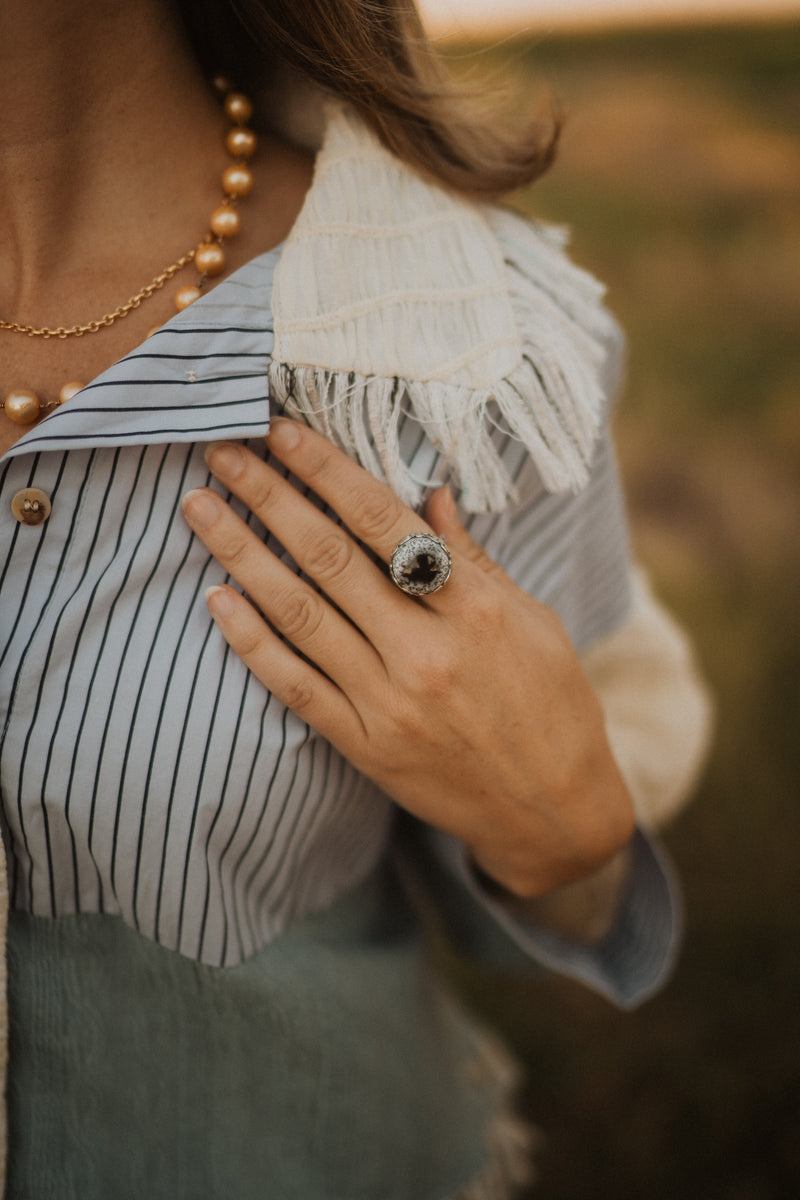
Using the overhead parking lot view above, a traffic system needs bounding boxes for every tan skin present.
[3,0,634,938]
[0,0,313,456]
[183,426,635,926]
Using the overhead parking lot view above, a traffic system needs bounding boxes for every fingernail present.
[205,441,245,478]
[268,418,300,452]
[205,585,235,618]
[182,488,220,530]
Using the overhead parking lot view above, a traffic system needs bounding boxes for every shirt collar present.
[4,246,280,462]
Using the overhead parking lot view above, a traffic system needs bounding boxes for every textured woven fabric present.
[0,104,694,1197]
[269,104,625,510]
[5,873,533,1200]
[0,249,636,970]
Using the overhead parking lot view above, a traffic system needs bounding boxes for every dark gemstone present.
[401,552,439,585]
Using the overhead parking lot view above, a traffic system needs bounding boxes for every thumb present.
[424,487,504,577]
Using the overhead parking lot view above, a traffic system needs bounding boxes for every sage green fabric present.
[6,867,505,1200]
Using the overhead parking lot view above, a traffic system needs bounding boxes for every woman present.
[0,0,711,1195]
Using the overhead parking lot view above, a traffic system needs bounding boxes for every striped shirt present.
[0,245,632,968]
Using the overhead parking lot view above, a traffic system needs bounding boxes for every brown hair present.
[177,0,560,198]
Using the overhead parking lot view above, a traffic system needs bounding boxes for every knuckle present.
[460,537,493,570]
[463,589,505,632]
[301,437,339,482]
[224,530,255,575]
[409,642,458,698]
[383,693,423,741]
[236,627,266,661]
[244,472,281,516]
[303,530,355,583]
[357,491,404,542]
[276,589,325,643]
[280,676,315,713]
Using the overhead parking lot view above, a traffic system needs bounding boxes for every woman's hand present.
[181,419,635,899]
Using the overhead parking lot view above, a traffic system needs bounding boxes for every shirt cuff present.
[416,826,682,1009]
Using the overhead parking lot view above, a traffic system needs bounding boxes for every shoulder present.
[270,104,625,512]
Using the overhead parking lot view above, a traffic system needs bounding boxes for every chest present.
[0,442,393,965]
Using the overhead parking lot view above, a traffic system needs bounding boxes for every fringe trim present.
[271,102,519,391]
[268,208,624,514]
[446,1033,541,1200]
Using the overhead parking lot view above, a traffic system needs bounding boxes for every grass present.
[441,19,800,1199]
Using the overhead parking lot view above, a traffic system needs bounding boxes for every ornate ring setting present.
[389,533,452,596]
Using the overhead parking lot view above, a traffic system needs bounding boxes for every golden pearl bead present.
[222,164,253,198]
[210,205,241,239]
[175,285,202,311]
[195,242,226,277]
[213,75,234,97]
[225,127,257,159]
[224,93,253,124]
[4,388,41,425]
[59,381,84,404]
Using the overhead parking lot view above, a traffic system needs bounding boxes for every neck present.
[0,0,224,324]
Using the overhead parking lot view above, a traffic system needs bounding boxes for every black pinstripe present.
[0,246,632,967]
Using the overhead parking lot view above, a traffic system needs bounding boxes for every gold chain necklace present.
[1,77,257,425]
[0,252,197,340]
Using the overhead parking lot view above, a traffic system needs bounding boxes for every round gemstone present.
[389,533,451,596]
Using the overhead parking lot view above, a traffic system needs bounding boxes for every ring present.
[389,533,452,596]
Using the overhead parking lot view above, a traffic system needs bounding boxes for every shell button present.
[11,488,52,526]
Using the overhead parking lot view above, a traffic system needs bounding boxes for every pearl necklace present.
[1,79,256,427]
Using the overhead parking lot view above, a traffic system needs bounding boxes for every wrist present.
[471,843,633,946]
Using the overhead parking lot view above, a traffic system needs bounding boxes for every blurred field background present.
[440,17,800,1200]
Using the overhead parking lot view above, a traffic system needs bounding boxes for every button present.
[11,488,51,526]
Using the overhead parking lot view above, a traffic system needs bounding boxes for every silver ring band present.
[389,533,452,596]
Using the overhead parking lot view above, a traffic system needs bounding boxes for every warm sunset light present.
[419,0,800,35]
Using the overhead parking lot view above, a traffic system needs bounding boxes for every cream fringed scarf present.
[268,98,714,826]
[268,103,625,513]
